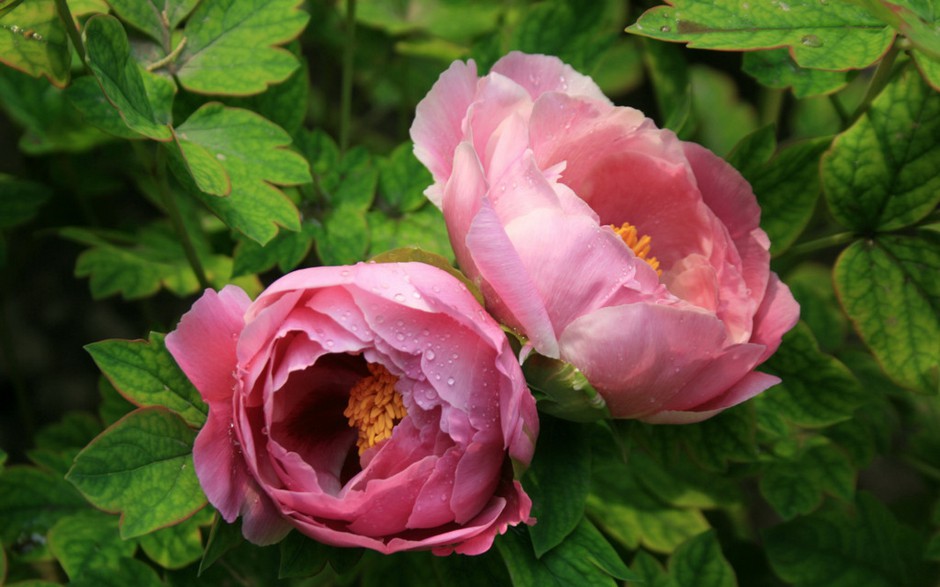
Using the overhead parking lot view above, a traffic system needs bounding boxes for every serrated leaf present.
[98,376,137,427]
[69,557,163,587]
[0,0,70,86]
[82,15,172,140]
[786,263,849,353]
[171,103,308,244]
[759,322,868,426]
[0,467,88,546]
[174,0,309,95]
[322,146,378,211]
[106,0,198,44]
[856,0,940,60]
[743,48,850,98]
[367,206,453,261]
[760,439,855,520]
[232,221,316,277]
[505,0,615,73]
[749,137,831,256]
[223,41,309,135]
[86,332,207,427]
[315,205,370,265]
[823,65,940,232]
[66,407,206,539]
[764,493,927,587]
[628,0,894,71]
[68,67,176,140]
[0,176,50,229]
[139,507,212,569]
[833,232,940,394]
[670,530,736,587]
[524,417,591,557]
[378,142,433,214]
[47,510,136,580]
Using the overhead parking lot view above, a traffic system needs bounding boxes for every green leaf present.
[98,376,137,427]
[855,0,940,61]
[232,221,316,277]
[524,417,591,557]
[588,460,710,554]
[497,519,636,587]
[758,322,868,426]
[689,65,758,156]
[322,146,378,211]
[823,64,940,232]
[630,452,741,510]
[315,205,370,265]
[81,15,172,140]
[86,332,207,428]
[355,0,503,42]
[278,531,328,579]
[760,439,855,520]
[743,48,850,98]
[66,407,207,539]
[630,550,679,587]
[642,39,692,135]
[670,530,737,587]
[47,510,136,580]
[69,557,164,587]
[172,103,308,244]
[430,548,513,587]
[139,507,212,570]
[35,412,102,452]
[833,232,940,394]
[628,0,894,71]
[0,0,70,86]
[106,0,198,44]
[377,142,433,214]
[915,51,940,91]
[764,493,927,587]
[749,137,832,256]
[725,124,777,179]
[786,263,849,353]
[223,41,309,135]
[198,516,243,576]
[0,467,88,546]
[175,0,309,95]
[0,176,50,229]
[367,206,453,261]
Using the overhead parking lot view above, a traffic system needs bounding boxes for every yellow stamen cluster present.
[344,363,407,455]
[612,222,662,276]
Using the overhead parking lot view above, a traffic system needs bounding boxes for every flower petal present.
[490,51,610,103]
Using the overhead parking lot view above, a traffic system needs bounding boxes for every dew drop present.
[425,350,436,361]
[10,25,20,33]
[394,293,405,302]
[396,332,406,341]
[446,377,455,386]
[659,25,671,32]
[800,34,823,47]
[325,339,334,348]
[412,291,421,299]
[341,269,350,277]
[216,153,226,161]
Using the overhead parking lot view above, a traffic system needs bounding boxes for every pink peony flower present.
[411,52,800,424]
[165,262,537,554]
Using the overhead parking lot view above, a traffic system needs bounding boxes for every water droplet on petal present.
[425,350,436,361]
[394,293,405,302]
[446,377,455,386]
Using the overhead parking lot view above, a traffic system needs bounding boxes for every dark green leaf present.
[232,221,316,278]
[764,493,927,587]
[198,516,243,576]
[98,376,137,427]
[224,41,309,135]
[630,452,741,510]
[172,103,309,244]
[630,550,679,587]
[106,0,198,44]
[81,15,172,140]
[86,332,207,427]
[47,510,135,580]
[66,407,206,539]
[725,124,776,179]
[0,0,70,86]
[0,467,88,546]
[430,547,512,587]
[377,142,433,214]
[670,530,736,587]
[642,38,692,135]
[834,232,940,394]
[175,0,309,95]
[743,49,849,98]
[823,64,940,232]
[278,531,328,579]
[0,176,50,229]
[524,417,591,557]
[759,322,868,426]
[760,439,855,519]
[628,0,894,70]
[504,0,615,73]
[315,205,370,265]
[35,412,102,452]
[69,557,163,587]
[367,206,453,261]
[786,263,849,353]
[139,507,212,570]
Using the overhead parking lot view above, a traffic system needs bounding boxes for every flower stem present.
[155,149,210,290]
[340,0,357,153]
[786,232,856,256]
[53,0,85,61]
[848,42,900,126]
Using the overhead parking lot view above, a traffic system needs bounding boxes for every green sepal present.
[523,353,611,422]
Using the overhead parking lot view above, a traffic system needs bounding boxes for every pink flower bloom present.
[166,262,537,555]
[411,52,800,424]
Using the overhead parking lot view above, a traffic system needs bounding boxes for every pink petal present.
[645,371,781,424]
[165,285,250,404]
[490,51,610,103]
[681,142,761,240]
[750,274,801,361]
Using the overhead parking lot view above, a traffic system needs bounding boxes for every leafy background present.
[0,0,939,585]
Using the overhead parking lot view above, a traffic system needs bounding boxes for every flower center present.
[344,363,407,455]
[612,222,661,276]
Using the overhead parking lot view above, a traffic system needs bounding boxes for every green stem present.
[786,232,856,256]
[155,150,210,290]
[339,0,356,153]
[758,87,784,127]
[828,94,849,129]
[848,42,900,126]
[53,0,85,62]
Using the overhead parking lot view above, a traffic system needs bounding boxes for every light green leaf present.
[855,0,940,60]
[172,103,308,244]
[70,557,164,587]
[689,65,758,156]
[760,439,855,519]
[670,530,737,587]
[628,0,894,71]
[66,407,207,539]
[68,66,176,141]
[786,263,849,353]
[367,206,453,261]
[0,467,88,546]
[758,322,868,426]
[749,136,831,256]
[106,0,198,44]
[833,232,940,394]
[175,0,309,95]
[497,520,636,587]
[630,452,741,510]
[321,146,378,211]
[524,417,591,557]
[0,176,50,229]
[823,64,940,232]
[81,15,172,140]
[914,52,940,91]
[232,221,316,277]
[0,0,70,86]
[47,510,136,580]
[377,142,433,214]
[223,41,309,135]
[642,39,692,135]
[743,48,849,98]
[315,205,370,265]
[140,507,212,569]
[764,493,927,587]
[725,124,777,179]
[85,332,207,427]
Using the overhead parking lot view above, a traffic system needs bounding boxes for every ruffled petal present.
[490,51,610,103]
